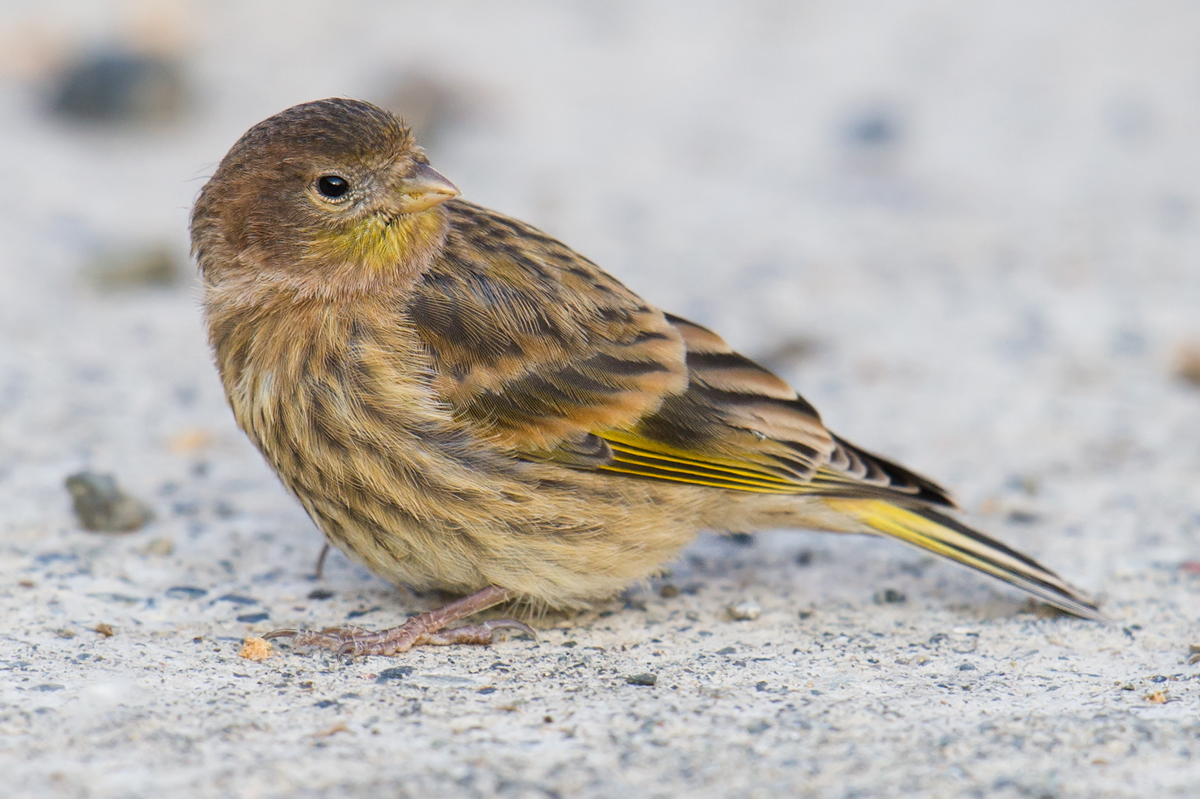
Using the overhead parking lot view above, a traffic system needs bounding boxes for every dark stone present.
[213,594,258,606]
[165,586,207,600]
[843,107,902,148]
[375,666,415,683]
[50,50,187,124]
[65,471,153,532]
[236,612,269,624]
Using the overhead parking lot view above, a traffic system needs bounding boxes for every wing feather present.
[413,201,949,506]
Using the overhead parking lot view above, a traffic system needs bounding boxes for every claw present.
[262,628,298,641]
[483,618,538,640]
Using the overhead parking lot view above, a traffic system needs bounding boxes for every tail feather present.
[825,498,1108,622]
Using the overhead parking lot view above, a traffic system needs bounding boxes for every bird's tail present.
[823,498,1108,621]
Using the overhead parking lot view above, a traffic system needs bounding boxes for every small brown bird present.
[191,99,1104,657]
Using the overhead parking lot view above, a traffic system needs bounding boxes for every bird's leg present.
[264,585,535,657]
[312,543,331,580]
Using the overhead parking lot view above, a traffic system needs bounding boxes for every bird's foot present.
[265,617,535,656]
[263,584,533,657]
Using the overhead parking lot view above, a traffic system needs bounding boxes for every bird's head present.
[192,98,459,294]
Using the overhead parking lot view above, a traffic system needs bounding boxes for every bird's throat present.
[309,208,448,285]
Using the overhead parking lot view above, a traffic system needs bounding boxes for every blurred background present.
[2,3,1199,796]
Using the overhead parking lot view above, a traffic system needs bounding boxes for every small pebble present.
[1175,343,1200,387]
[65,471,153,532]
[375,666,414,683]
[755,336,820,371]
[843,107,902,148]
[728,600,761,621]
[874,589,907,605]
[659,584,680,598]
[94,623,114,637]
[1188,644,1200,665]
[214,594,259,606]
[1007,474,1040,496]
[167,428,213,452]
[238,637,273,661]
[143,538,174,556]
[165,586,207,600]
[50,50,187,124]
[625,673,657,686]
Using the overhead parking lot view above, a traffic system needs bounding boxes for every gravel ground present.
[2,2,1199,797]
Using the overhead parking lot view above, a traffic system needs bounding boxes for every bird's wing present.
[411,202,691,456]
[412,202,948,505]
[601,313,954,505]
[413,203,1105,621]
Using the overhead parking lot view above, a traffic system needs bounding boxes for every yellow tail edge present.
[825,498,1109,622]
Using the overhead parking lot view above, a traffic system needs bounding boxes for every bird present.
[190,98,1104,657]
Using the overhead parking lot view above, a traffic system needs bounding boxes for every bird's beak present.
[394,162,460,213]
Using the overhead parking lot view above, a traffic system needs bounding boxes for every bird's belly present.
[213,303,708,606]
[296,459,711,607]
[235,380,702,605]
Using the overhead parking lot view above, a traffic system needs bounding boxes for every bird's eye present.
[316,175,350,200]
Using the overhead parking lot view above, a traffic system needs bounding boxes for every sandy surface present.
[2,2,1199,797]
